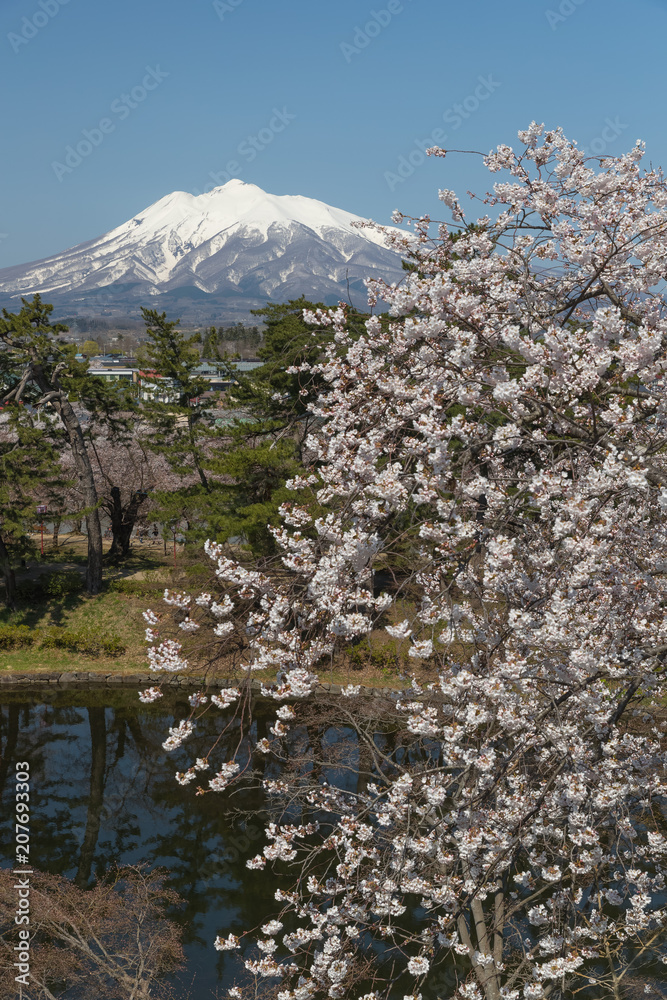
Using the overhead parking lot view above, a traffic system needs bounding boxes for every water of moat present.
[0,688,296,998]
[3,689,658,1000]
[1,689,448,997]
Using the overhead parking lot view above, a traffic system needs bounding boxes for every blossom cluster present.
[147,125,667,999]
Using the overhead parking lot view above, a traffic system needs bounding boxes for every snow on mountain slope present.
[0,181,407,315]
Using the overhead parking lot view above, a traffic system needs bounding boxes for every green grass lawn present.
[0,539,185,675]
[1,538,416,688]
[0,589,158,674]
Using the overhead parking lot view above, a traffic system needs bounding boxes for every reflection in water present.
[75,706,106,888]
[2,690,664,1000]
[0,688,279,997]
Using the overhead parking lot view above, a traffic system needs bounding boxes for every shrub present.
[107,578,163,598]
[42,570,84,598]
[97,634,126,657]
[39,627,125,657]
[0,624,125,657]
[184,562,210,579]
[14,580,44,602]
[0,624,35,649]
[15,570,84,602]
[347,637,403,671]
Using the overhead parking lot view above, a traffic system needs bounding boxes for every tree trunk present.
[0,705,20,796]
[75,706,107,888]
[108,488,147,560]
[0,533,17,610]
[32,367,103,595]
[52,516,61,548]
[188,412,210,491]
[107,488,124,559]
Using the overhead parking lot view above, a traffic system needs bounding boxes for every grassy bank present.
[0,537,414,689]
[0,535,182,675]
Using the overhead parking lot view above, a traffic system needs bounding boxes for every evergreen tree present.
[198,298,370,555]
[135,301,370,554]
[0,405,69,608]
[200,326,221,360]
[137,309,223,539]
[139,308,214,488]
[0,296,138,592]
[0,297,108,594]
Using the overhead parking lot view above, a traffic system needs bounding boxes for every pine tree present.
[199,298,370,555]
[136,309,224,541]
[139,308,214,487]
[0,405,69,608]
[201,326,221,360]
[0,296,110,594]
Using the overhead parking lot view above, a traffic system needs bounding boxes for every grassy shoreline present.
[1,536,183,675]
[1,539,412,690]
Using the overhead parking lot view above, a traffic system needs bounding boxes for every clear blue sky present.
[0,0,664,270]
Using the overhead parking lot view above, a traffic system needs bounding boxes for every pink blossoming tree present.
[143,125,667,1000]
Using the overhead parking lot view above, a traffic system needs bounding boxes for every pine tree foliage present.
[138,307,216,486]
[0,405,70,607]
[196,298,370,554]
[0,296,133,593]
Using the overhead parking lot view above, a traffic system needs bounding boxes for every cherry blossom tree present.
[88,436,177,559]
[141,126,667,1000]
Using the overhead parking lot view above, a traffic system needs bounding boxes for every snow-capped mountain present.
[0,180,406,320]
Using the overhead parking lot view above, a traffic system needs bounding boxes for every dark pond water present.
[6,689,659,1000]
[0,687,283,998]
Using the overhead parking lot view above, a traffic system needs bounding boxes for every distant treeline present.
[197,322,263,356]
[59,315,144,334]
[58,315,264,349]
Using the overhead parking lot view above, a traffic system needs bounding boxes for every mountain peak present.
[200,178,256,199]
[0,183,406,321]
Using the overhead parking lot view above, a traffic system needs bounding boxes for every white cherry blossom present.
[149,126,667,999]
